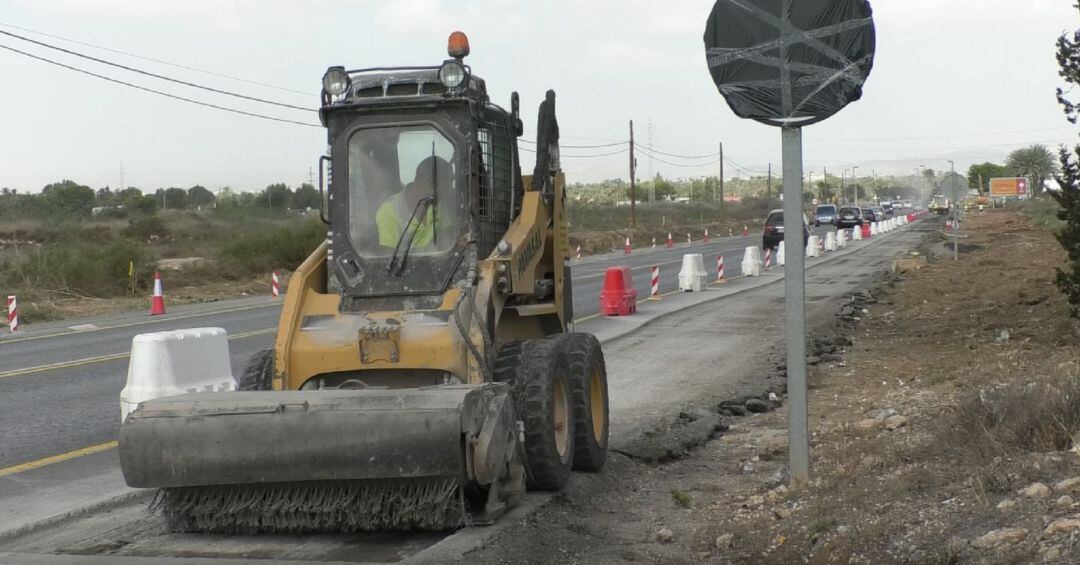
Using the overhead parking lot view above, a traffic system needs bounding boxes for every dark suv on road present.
[814,204,837,227]
[835,206,863,229]
[762,209,810,250]
[881,202,895,218]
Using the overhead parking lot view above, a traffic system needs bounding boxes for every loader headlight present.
[438,61,468,90]
[322,66,351,97]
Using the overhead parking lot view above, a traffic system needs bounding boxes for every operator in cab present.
[375,155,452,249]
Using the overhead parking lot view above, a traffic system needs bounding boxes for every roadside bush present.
[3,240,153,298]
[938,376,1080,460]
[122,215,169,240]
[218,218,324,277]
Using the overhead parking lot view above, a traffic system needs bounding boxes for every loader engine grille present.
[353,81,447,99]
[476,107,515,259]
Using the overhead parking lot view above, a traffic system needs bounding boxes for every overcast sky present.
[0,0,1077,193]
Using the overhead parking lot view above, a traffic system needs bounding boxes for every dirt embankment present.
[466,209,1080,564]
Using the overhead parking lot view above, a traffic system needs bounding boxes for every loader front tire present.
[494,338,575,491]
[560,333,609,472]
[239,349,274,391]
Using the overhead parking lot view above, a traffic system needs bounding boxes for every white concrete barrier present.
[778,240,786,267]
[120,327,237,422]
[870,222,879,236]
[678,253,707,292]
[825,231,838,252]
[853,224,863,241]
[806,235,821,258]
[742,246,763,277]
[837,229,848,248]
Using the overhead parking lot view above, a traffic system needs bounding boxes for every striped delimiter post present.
[651,266,660,297]
[271,271,281,298]
[7,295,17,332]
[717,255,725,281]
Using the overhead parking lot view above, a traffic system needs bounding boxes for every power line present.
[0,42,321,128]
[0,21,312,97]
[638,145,715,160]
[635,147,720,168]
[520,138,628,149]
[0,28,315,112]
[520,146,629,158]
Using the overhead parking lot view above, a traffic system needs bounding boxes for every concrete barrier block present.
[806,235,821,257]
[678,253,707,292]
[778,240,786,266]
[120,327,236,421]
[825,231,837,251]
[742,246,762,277]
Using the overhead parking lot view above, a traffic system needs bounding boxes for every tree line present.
[0,180,321,219]
[966,145,1059,195]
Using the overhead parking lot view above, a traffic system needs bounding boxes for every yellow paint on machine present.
[0,441,118,478]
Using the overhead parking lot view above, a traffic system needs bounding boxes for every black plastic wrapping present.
[704,0,875,127]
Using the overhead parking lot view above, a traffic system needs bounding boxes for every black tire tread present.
[493,338,575,491]
[560,333,609,471]
[239,349,274,391]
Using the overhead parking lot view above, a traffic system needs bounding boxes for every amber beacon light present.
[448,31,470,59]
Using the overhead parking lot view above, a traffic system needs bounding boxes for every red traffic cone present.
[743,225,749,237]
[149,272,166,316]
[704,228,710,243]
[624,237,632,254]
[667,233,673,248]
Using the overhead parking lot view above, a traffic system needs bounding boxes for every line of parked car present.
[762,201,911,251]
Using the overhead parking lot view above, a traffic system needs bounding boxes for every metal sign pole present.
[781,126,809,485]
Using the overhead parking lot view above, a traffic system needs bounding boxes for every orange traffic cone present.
[704,228,710,243]
[743,225,749,237]
[149,272,166,315]
[624,237,632,254]
[666,233,673,249]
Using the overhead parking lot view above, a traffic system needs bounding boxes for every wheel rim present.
[553,374,569,458]
[590,366,606,443]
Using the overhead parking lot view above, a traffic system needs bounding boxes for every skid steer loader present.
[117,31,610,533]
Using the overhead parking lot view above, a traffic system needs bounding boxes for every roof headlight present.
[438,61,468,90]
[322,66,351,97]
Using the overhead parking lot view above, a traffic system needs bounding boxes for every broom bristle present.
[152,478,468,533]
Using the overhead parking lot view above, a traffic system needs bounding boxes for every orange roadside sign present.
[988,177,1029,197]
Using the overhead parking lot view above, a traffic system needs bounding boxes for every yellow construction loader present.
[118,32,609,533]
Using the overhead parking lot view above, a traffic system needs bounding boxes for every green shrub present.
[219,218,324,277]
[3,240,153,297]
[122,215,169,240]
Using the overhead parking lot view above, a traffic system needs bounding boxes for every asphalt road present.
[0,228,837,469]
[0,218,926,563]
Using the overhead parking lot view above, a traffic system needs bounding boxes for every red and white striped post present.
[575,245,582,262]
[666,233,673,248]
[764,248,772,270]
[717,255,726,281]
[6,295,17,332]
[651,266,660,298]
[704,228,710,243]
[651,237,657,249]
[623,237,632,254]
[686,233,692,244]
[271,271,281,298]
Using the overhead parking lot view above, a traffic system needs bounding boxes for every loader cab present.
[318,35,522,306]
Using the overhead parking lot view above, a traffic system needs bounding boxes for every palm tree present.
[1007,144,1060,196]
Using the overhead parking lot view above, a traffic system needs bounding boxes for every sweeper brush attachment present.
[119,384,525,533]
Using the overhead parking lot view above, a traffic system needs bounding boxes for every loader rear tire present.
[494,338,575,491]
[560,333,609,472]
[239,349,274,391]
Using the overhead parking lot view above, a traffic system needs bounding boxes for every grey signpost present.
[704,0,875,485]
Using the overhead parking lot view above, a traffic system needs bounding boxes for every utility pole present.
[823,166,829,202]
[719,142,725,219]
[767,163,772,208]
[119,163,125,191]
[949,159,958,261]
[629,120,637,227]
[647,119,654,202]
[808,171,814,200]
[307,167,315,186]
[842,169,847,203]
[852,165,859,206]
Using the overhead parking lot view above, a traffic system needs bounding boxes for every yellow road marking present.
[0,441,118,478]
[0,327,276,379]
[0,302,280,346]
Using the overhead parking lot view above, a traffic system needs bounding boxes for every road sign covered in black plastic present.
[704,0,875,127]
